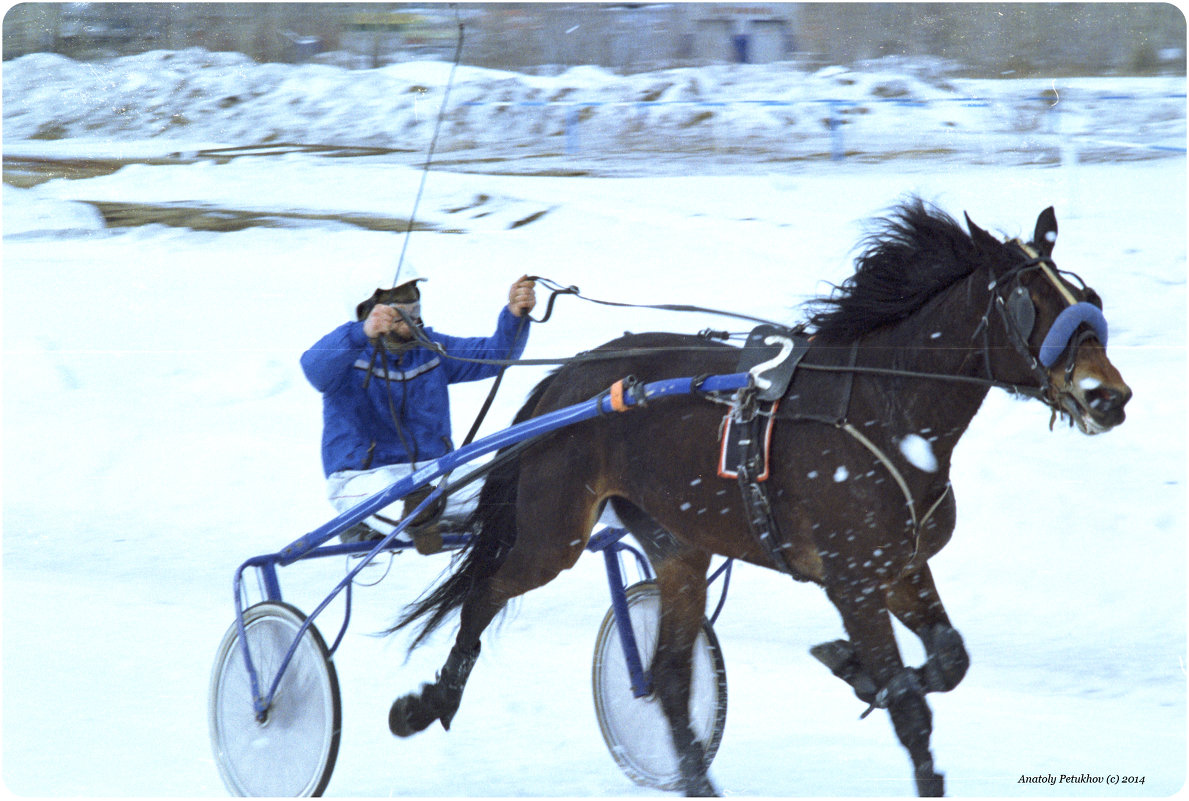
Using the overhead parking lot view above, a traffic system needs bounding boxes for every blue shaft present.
[277,372,751,564]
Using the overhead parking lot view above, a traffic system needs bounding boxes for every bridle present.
[794,241,1110,416]
[803,241,1111,567]
[979,239,1109,416]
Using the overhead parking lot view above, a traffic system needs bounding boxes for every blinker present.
[1004,285,1035,341]
[1039,302,1109,368]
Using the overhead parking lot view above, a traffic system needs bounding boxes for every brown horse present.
[387,199,1131,796]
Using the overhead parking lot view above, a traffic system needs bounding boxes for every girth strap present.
[736,462,809,582]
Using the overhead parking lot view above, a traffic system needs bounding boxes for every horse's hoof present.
[809,639,853,671]
[921,624,969,693]
[915,769,945,797]
[389,685,437,737]
[683,777,719,797]
[810,639,877,703]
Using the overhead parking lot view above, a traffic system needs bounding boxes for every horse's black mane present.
[806,197,990,343]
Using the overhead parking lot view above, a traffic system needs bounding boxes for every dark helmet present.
[352,265,426,321]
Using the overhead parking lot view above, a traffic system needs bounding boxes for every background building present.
[3,2,1185,76]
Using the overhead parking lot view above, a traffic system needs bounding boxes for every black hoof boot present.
[684,776,720,798]
[810,639,877,704]
[920,624,969,694]
[915,761,945,797]
[389,643,480,737]
[389,683,442,737]
[678,739,719,797]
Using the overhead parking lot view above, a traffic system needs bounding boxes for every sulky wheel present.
[591,581,727,791]
[209,602,341,797]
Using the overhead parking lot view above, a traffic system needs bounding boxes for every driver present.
[301,269,536,553]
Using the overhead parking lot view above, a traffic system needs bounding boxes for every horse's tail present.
[388,371,557,651]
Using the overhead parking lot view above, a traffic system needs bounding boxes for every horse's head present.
[967,207,1131,435]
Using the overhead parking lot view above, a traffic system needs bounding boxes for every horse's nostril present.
[1087,386,1129,415]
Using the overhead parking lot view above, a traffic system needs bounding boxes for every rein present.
[527,275,787,329]
[796,361,1045,398]
[392,263,1074,399]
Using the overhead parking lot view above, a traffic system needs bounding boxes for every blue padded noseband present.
[1039,302,1108,368]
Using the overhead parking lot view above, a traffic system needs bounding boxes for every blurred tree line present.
[3,2,1185,77]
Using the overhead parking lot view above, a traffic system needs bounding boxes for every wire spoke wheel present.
[209,602,341,797]
[591,582,727,790]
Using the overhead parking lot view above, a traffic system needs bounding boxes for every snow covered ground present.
[2,51,1186,797]
[3,48,1185,169]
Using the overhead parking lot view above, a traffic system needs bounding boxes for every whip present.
[393,6,464,287]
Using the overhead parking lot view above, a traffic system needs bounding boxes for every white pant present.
[327,464,476,539]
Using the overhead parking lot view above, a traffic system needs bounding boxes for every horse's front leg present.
[825,576,945,797]
[813,563,968,700]
[886,564,969,694]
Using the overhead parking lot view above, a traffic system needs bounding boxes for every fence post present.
[1046,94,1074,167]
[827,100,845,161]
[565,105,580,155]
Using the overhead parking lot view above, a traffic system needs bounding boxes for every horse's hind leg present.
[391,459,598,738]
[389,543,574,737]
[653,549,718,796]
[388,582,504,737]
[615,501,718,797]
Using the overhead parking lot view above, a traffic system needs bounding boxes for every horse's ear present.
[1032,206,1058,257]
[965,212,1000,254]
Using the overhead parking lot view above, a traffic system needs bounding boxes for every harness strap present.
[718,403,777,480]
[1016,240,1078,305]
[736,460,809,582]
[730,408,952,579]
[919,484,953,539]
[836,422,953,561]
[994,290,1054,394]
[725,388,810,581]
[839,422,919,532]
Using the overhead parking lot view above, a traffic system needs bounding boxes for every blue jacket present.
[301,308,530,477]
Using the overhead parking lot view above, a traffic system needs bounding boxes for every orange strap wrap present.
[609,379,629,412]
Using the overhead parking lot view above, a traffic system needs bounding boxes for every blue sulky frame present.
[231,372,748,720]
[588,527,735,698]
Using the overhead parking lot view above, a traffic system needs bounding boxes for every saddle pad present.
[717,401,779,482]
[736,325,809,402]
